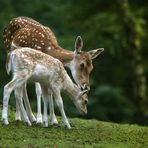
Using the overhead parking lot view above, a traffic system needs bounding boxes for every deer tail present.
[6,52,13,75]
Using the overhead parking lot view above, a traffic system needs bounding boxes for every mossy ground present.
[0,106,148,148]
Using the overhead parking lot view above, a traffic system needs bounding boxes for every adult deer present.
[3,16,104,124]
[2,47,88,128]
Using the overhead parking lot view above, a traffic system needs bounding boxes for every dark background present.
[0,0,148,125]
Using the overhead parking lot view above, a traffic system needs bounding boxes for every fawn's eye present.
[82,99,88,105]
[80,63,85,69]
[84,100,88,104]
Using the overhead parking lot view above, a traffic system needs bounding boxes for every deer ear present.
[88,48,104,60]
[79,90,88,98]
[74,36,83,54]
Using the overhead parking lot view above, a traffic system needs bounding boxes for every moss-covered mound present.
[0,106,147,148]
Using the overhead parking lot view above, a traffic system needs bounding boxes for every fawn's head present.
[73,89,88,114]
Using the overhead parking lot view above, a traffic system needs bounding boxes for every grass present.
[0,106,148,148]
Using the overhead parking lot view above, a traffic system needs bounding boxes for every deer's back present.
[3,16,58,51]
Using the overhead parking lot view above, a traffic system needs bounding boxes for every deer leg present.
[35,82,43,124]
[43,97,48,127]
[2,81,15,125]
[2,76,26,125]
[15,83,36,123]
[15,96,21,121]
[49,93,58,125]
[52,89,71,129]
[23,83,36,123]
[40,84,49,127]
[15,86,31,126]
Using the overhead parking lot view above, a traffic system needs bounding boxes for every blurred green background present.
[0,0,148,125]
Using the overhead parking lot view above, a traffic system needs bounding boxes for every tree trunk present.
[118,0,148,117]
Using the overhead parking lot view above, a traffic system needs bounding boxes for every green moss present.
[0,106,147,148]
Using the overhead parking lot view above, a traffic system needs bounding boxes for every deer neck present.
[46,45,74,66]
[64,80,80,101]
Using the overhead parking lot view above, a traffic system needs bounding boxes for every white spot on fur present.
[37,46,41,49]
[48,47,51,50]
[41,42,45,45]
[41,34,45,38]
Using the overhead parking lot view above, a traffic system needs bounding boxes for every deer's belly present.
[29,64,52,83]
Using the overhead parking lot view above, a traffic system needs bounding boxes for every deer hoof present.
[2,118,9,125]
[64,124,71,129]
[52,123,60,128]
[24,121,32,126]
[43,121,48,128]
[36,122,42,126]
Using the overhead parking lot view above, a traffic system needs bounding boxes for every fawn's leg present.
[15,86,31,126]
[15,96,21,121]
[2,76,26,125]
[49,93,58,125]
[35,82,43,124]
[52,88,71,129]
[40,84,49,127]
[23,83,36,123]
[2,80,15,125]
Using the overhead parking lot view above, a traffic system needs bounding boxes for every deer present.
[2,47,88,128]
[3,16,104,125]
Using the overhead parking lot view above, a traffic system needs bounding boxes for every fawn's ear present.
[79,90,88,98]
[88,48,104,59]
[74,36,83,54]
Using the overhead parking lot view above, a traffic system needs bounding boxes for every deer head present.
[71,88,88,114]
[70,36,104,92]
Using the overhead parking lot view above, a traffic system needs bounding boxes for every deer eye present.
[84,100,88,105]
[82,99,88,105]
[80,63,85,69]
